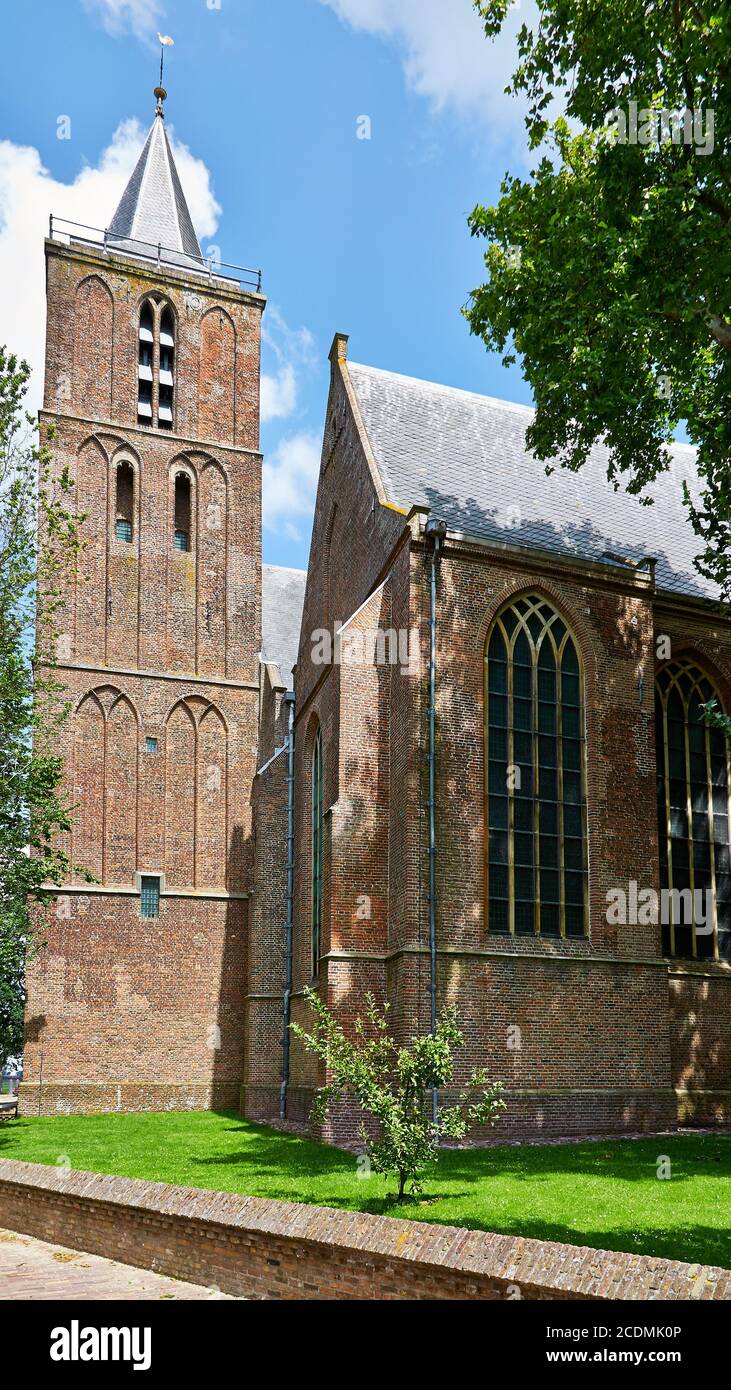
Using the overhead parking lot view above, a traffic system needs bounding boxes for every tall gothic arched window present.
[114,460,134,542]
[655,658,731,961]
[311,727,324,977]
[173,471,192,552]
[485,595,588,938]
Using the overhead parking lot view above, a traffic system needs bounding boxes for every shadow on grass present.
[185,1121,731,1267]
[0,1118,34,1143]
[211,1181,730,1267]
[434,1135,731,1188]
[191,1119,731,1188]
[3,1111,730,1268]
[190,1117,355,1177]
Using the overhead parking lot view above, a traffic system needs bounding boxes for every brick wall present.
[23,233,263,1115]
[266,344,731,1145]
[1,1160,728,1300]
[670,965,731,1125]
[244,689,290,1121]
[44,240,263,450]
[22,893,246,1115]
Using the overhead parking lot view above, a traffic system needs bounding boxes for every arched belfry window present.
[485,596,588,937]
[311,727,324,977]
[137,301,154,424]
[158,306,175,429]
[655,658,731,961]
[137,299,175,430]
[173,472,191,552]
[114,461,134,542]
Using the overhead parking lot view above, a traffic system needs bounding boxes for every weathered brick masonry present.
[2,1160,728,1300]
[24,101,730,1144]
[245,665,290,1121]
[22,151,265,1115]
[244,337,731,1144]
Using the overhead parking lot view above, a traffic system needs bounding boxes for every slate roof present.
[262,564,307,689]
[348,361,716,602]
[108,107,204,272]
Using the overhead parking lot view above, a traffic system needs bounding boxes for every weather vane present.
[155,32,174,114]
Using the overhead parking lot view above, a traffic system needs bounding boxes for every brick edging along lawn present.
[1,1159,729,1300]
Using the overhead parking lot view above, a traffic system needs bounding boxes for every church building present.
[21,88,731,1142]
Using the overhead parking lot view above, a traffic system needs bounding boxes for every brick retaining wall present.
[0,1159,728,1300]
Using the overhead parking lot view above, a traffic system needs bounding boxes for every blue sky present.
[0,0,534,571]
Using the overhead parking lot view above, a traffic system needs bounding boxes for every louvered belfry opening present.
[159,306,175,429]
[137,301,154,424]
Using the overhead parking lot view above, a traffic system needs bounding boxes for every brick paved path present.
[0,1228,239,1299]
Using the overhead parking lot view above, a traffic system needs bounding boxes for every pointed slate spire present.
[107,87,204,270]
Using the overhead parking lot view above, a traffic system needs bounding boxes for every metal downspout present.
[279,690,296,1120]
[425,516,447,1123]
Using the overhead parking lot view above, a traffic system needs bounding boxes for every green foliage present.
[467,2,731,597]
[700,698,731,742]
[2,1112,729,1269]
[0,347,82,1067]
[290,989,506,1200]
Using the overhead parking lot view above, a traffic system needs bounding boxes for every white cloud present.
[262,432,322,540]
[320,0,533,131]
[261,364,297,423]
[261,306,316,424]
[81,0,164,43]
[0,119,220,413]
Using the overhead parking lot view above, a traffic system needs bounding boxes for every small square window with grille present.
[173,530,190,552]
[115,518,132,542]
[145,737,158,754]
[140,876,160,919]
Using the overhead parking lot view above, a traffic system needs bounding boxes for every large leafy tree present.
[0,348,80,1068]
[466,2,731,597]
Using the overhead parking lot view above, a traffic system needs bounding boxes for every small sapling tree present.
[291,988,506,1201]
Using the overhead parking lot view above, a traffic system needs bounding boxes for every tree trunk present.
[708,313,731,350]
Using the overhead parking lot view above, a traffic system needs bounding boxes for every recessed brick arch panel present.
[198,306,236,443]
[74,276,113,419]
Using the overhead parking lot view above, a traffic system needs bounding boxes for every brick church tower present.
[21,85,265,1115]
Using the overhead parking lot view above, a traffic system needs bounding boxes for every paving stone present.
[0,1228,240,1301]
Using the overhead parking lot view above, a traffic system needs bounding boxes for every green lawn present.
[1,1110,729,1269]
